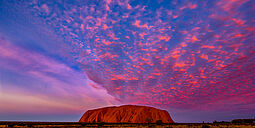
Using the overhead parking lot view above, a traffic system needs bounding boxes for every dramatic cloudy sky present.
[0,0,254,123]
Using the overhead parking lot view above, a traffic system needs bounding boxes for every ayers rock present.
[79,105,174,123]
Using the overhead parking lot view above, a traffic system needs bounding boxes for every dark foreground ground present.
[0,121,254,128]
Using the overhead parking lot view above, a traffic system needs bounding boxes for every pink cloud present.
[0,37,119,114]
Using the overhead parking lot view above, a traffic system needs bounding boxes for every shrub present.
[156,120,163,125]
[98,122,105,126]
[145,117,152,123]
[202,124,210,128]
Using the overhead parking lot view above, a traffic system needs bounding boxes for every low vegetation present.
[0,121,254,128]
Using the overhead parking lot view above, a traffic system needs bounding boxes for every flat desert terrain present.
[0,122,255,128]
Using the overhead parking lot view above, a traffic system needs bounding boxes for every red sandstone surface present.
[79,105,174,123]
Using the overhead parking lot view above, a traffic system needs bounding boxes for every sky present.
[0,0,254,123]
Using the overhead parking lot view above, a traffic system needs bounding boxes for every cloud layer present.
[0,36,118,120]
[25,0,255,109]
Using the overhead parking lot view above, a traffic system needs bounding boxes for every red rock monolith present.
[79,105,174,123]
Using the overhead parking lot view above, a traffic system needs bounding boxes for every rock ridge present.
[79,105,174,123]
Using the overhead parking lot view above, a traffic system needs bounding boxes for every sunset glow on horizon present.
[0,0,254,123]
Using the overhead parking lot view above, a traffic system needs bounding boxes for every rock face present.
[79,105,174,123]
